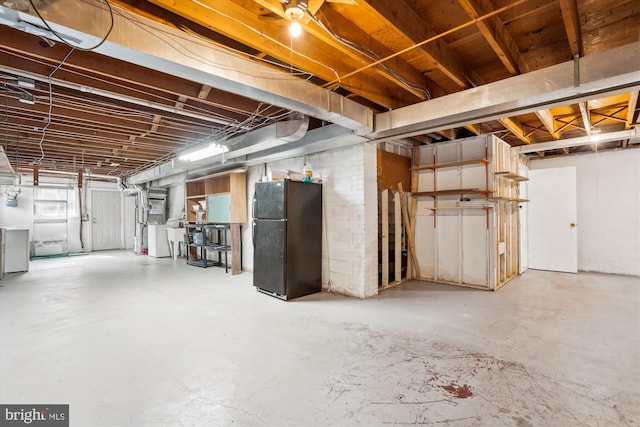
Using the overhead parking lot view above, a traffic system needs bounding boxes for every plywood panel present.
[414,210,435,279]
[436,143,459,164]
[377,150,411,191]
[436,214,460,283]
[462,211,490,287]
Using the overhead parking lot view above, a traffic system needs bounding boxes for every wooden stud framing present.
[398,183,420,280]
[381,189,389,288]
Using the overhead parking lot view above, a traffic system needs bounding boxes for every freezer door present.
[253,219,286,296]
[254,181,286,219]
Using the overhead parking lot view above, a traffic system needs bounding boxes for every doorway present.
[91,190,122,251]
[527,166,578,273]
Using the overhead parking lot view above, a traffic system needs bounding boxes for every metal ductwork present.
[372,42,640,141]
[127,115,312,184]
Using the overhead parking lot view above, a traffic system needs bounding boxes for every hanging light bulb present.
[285,1,305,38]
[289,17,302,37]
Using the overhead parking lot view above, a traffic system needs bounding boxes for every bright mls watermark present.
[0,405,68,426]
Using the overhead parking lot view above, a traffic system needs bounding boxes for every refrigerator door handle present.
[252,191,257,219]
[252,220,256,248]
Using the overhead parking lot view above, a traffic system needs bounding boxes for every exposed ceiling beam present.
[626,91,639,129]
[0,1,373,132]
[500,118,531,144]
[356,0,481,88]
[252,0,430,100]
[558,0,583,57]
[456,0,527,75]
[372,42,640,140]
[146,0,411,109]
[465,124,481,135]
[535,109,560,139]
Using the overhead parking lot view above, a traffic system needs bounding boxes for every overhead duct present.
[372,42,640,141]
[127,115,312,184]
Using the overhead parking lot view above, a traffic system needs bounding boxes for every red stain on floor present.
[440,383,473,398]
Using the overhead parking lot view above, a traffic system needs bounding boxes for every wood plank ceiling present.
[1,0,639,177]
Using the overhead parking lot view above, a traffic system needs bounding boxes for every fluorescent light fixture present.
[179,143,229,162]
[18,93,35,104]
[17,78,35,89]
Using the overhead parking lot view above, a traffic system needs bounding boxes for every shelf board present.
[495,172,529,181]
[187,259,218,268]
[428,206,490,211]
[489,197,529,202]
[412,158,489,171]
[413,189,490,197]
[186,195,206,199]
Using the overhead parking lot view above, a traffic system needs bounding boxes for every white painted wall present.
[242,143,379,298]
[530,149,640,276]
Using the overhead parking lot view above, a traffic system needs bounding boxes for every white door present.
[528,166,577,273]
[519,167,529,274]
[92,190,122,251]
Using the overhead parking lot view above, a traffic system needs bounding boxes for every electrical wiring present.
[109,3,338,85]
[35,47,75,164]
[177,23,315,82]
[310,9,431,100]
[190,0,342,84]
[54,97,154,119]
[28,0,114,51]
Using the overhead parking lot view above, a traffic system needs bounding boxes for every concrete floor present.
[0,251,638,426]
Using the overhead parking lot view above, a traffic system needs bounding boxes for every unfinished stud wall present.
[413,135,526,289]
[530,149,640,276]
[243,143,379,298]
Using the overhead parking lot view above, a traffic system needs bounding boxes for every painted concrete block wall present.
[242,143,379,298]
[530,149,640,276]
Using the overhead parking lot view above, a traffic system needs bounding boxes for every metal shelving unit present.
[184,223,231,272]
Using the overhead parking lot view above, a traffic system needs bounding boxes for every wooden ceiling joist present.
[500,117,532,144]
[626,91,639,130]
[558,0,583,57]
[456,0,527,75]
[352,0,481,88]
[535,109,560,139]
[252,0,431,101]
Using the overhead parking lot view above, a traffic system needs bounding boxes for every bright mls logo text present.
[1,405,68,426]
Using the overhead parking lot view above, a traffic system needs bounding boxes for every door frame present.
[90,189,124,251]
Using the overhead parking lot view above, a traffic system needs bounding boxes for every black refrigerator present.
[253,180,322,300]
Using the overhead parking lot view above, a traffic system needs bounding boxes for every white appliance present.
[4,228,29,273]
[148,224,170,258]
[167,227,185,260]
